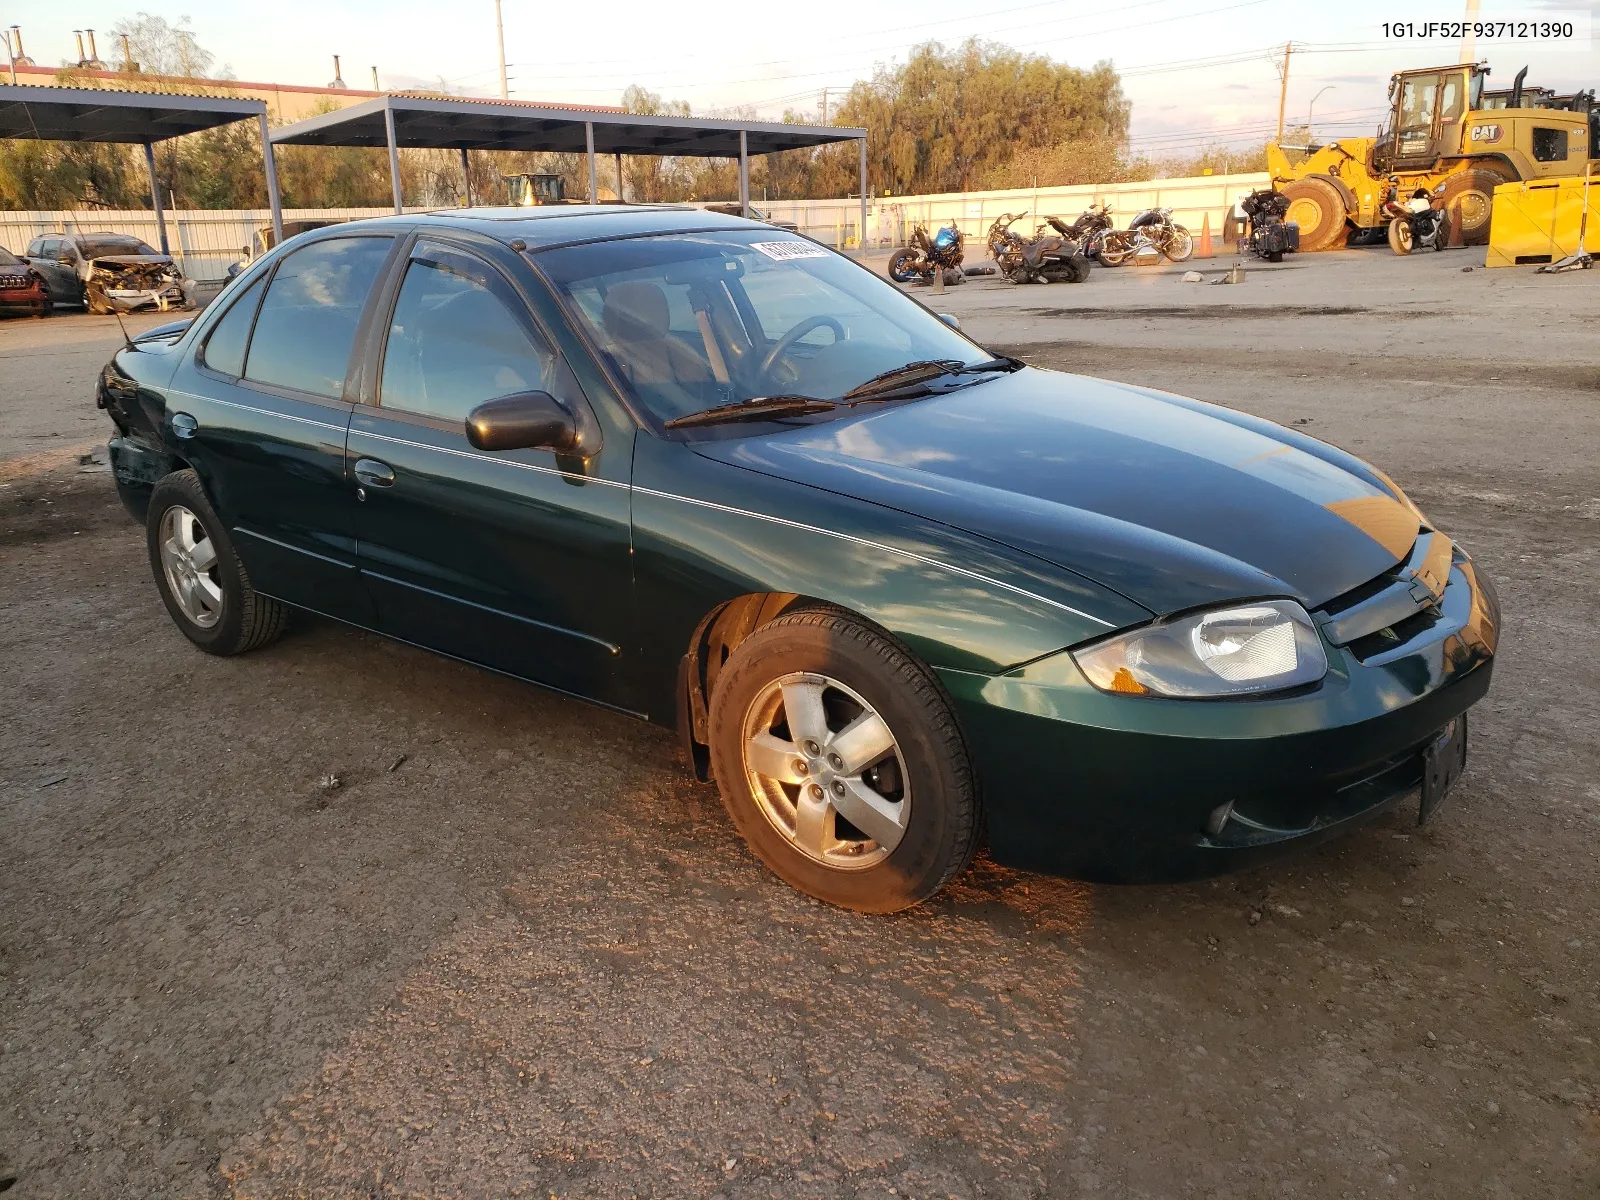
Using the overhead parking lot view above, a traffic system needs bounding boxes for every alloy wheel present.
[741,671,911,869]
[158,504,223,628]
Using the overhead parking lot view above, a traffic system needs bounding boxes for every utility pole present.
[494,0,508,100]
[1459,0,1481,63]
[1275,41,1293,142]
[821,87,828,125]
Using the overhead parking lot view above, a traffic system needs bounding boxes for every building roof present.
[9,62,622,112]
[0,82,267,142]
[269,94,864,157]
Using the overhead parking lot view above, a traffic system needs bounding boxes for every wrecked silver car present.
[24,232,191,314]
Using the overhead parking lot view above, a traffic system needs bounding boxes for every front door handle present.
[353,458,395,488]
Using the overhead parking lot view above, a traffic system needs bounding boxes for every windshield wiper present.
[663,395,837,429]
[841,359,967,402]
[961,355,1025,374]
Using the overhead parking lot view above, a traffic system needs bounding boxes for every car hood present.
[693,368,1421,616]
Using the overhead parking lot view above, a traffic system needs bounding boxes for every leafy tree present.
[836,39,1129,195]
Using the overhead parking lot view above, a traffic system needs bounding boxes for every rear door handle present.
[353,458,395,488]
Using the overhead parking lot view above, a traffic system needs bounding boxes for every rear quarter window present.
[199,274,266,378]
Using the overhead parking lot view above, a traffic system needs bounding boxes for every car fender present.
[630,435,1151,726]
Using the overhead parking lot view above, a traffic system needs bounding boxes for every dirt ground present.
[2,249,1598,1200]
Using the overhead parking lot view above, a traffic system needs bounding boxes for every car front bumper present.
[103,285,186,312]
[939,556,1500,882]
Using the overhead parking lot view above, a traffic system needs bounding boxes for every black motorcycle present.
[986,213,1091,284]
[1046,203,1116,261]
[1384,187,1448,255]
[1238,189,1299,263]
[888,222,965,284]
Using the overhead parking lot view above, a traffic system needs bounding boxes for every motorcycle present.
[986,213,1091,284]
[1384,186,1448,255]
[1237,189,1299,263]
[1097,206,1194,266]
[1045,203,1116,261]
[888,222,965,285]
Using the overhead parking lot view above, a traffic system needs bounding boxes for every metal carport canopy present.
[270,94,868,242]
[0,83,283,249]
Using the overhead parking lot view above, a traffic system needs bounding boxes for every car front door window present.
[379,250,558,421]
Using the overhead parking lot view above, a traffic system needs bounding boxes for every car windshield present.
[81,236,159,258]
[537,231,987,426]
[0,247,20,266]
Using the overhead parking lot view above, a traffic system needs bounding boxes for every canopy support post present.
[858,137,868,257]
[586,122,597,204]
[259,113,283,244]
[384,99,402,214]
[143,141,170,254]
[739,129,750,218]
[614,151,623,203]
[459,147,472,206]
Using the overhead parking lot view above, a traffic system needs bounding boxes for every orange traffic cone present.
[1196,212,1215,259]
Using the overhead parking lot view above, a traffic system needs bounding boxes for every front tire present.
[886,249,920,283]
[146,470,289,656]
[1163,226,1194,262]
[708,609,981,913]
[1388,217,1414,255]
[1281,177,1347,251]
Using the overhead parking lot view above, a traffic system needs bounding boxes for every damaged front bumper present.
[86,258,190,312]
[101,285,188,313]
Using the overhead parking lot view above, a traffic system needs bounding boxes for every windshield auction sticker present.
[1379,9,1591,48]
[750,241,831,261]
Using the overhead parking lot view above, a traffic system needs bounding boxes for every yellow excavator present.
[1268,62,1597,249]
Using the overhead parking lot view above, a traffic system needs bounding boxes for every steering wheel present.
[758,315,846,379]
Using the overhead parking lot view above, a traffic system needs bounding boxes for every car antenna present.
[112,309,141,352]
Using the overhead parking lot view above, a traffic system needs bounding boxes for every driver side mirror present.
[937,313,960,329]
[465,391,581,454]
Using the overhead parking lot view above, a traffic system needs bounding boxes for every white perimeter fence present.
[0,172,1271,281]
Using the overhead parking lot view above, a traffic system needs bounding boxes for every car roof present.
[338,204,777,251]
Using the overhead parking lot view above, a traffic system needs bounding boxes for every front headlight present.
[1071,599,1328,698]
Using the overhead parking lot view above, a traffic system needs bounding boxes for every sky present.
[10,0,1596,153]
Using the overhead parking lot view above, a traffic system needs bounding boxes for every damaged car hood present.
[692,368,1423,616]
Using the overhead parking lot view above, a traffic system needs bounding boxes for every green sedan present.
[98,206,1498,912]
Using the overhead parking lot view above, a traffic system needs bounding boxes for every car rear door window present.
[199,274,266,377]
[245,236,392,400]
[378,247,557,422]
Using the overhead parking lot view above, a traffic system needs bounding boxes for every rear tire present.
[1281,177,1348,251]
[1439,167,1510,246]
[708,609,981,913]
[1387,217,1414,255]
[146,469,289,656]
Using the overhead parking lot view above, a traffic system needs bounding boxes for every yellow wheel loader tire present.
[1281,177,1348,252]
[1439,168,1510,246]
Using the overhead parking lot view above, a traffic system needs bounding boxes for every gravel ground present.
[2,253,1598,1200]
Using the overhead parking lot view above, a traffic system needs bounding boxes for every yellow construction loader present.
[1268,63,1597,250]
